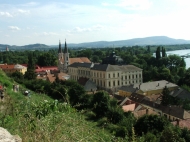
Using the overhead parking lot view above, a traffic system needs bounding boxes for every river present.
[166,49,190,69]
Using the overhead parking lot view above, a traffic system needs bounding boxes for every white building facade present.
[68,63,143,90]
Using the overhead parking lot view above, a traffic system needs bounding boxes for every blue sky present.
[0,0,189,45]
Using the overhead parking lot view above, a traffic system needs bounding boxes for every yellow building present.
[0,64,27,74]
[119,80,178,97]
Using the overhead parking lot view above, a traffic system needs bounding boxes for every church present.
[58,40,91,72]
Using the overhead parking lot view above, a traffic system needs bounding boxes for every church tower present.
[63,39,70,72]
[58,40,64,72]
[58,40,63,59]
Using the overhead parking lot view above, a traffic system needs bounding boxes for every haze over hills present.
[1,36,190,50]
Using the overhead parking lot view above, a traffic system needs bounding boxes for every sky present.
[0,0,190,45]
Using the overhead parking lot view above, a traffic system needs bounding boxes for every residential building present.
[58,40,91,72]
[78,77,97,93]
[119,80,178,97]
[0,64,27,74]
[68,62,142,91]
[128,93,190,121]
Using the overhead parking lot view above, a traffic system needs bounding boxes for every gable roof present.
[78,77,97,92]
[129,93,190,120]
[122,104,136,112]
[170,88,190,100]
[120,80,178,93]
[69,63,142,72]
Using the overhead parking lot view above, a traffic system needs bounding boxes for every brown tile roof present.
[172,119,190,129]
[57,72,69,80]
[0,64,15,69]
[69,57,91,64]
[122,104,136,112]
[60,57,91,65]
[47,74,56,83]
[130,93,190,120]
[133,108,159,118]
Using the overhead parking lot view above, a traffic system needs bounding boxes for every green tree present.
[134,115,170,136]
[156,46,161,60]
[160,126,185,142]
[161,86,171,106]
[37,52,56,66]
[91,91,110,118]
[24,53,36,80]
[162,46,166,57]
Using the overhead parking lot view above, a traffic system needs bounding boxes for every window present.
[109,74,110,78]
[113,73,115,77]
[118,73,119,77]
[113,81,115,86]
[118,81,120,86]
[109,82,111,87]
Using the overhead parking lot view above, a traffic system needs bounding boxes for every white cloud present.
[117,0,152,10]
[5,35,10,37]
[20,2,39,7]
[18,9,30,14]
[8,26,20,31]
[43,32,59,36]
[70,25,105,33]
[0,12,13,17]
[35,32,60,36]
[102,0,152,10]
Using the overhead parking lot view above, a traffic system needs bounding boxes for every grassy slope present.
[0,70,123,142]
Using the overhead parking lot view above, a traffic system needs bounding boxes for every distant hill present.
[1,36,190,50]
[0,43,51,51]
[66,36,190,48]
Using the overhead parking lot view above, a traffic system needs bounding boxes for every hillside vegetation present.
[0,70,122,142]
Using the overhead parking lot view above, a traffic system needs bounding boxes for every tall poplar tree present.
[24,53,36,80]
[156,46,161,60]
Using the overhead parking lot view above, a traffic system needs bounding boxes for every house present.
[46,72,70,83]
[78,77,97,93]
[170,87,190,100]
[119,80,178,97]
[0,64,27,74]
[127,93,190,121]
[172,119,190,129]
[68,62,143,91]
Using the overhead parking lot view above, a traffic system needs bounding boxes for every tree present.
[24,53,36,80]
[37,52,56,66]
[156,46,161,60]
[91,91,111,118]
[160,126,185,142]
[161,86,171,106]
[134,115,170,136]
[162,46,167,57]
